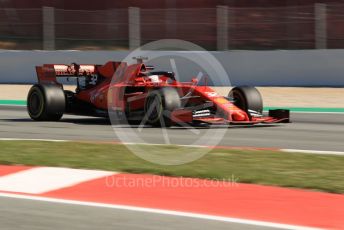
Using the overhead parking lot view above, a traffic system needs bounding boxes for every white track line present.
[123,142,208,148]
[0,167,115,194]
[263,110,344,114]
[0,104,25,107]
[1,138,344,156]
[281,149,344,156]
[0,138,67,142]
[291,112,344,114]
[0,192,322,230]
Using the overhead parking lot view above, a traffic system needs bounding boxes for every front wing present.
[171,109,290,125]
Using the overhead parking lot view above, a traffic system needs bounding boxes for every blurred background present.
[1,0,344,50]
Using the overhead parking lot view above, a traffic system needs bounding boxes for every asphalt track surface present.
[0,196,282,230]
[0,105,343,151]
[0,106,343,230]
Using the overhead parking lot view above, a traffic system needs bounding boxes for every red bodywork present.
[35,61,287,125]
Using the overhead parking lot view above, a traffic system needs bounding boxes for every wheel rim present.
[145,95,162,123]
[232,91,246,111]
[28,91,43,117]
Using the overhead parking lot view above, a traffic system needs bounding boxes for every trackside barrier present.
[0,50,344,86]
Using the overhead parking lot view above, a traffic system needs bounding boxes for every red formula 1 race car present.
[27,59,290,127]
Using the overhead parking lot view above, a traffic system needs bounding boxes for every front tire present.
[229,86,263,115]
[144,88,181,127]
[27,84,65,121]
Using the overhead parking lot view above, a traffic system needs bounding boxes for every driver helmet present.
[148,75,161,83]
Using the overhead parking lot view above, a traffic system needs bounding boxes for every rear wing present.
[35,62,125,85]
[36,64,96,85]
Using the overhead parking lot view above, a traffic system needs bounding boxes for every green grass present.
[0,141,344,193]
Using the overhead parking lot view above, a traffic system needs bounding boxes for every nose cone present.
[231,110,248,121]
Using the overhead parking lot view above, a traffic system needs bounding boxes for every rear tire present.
[229,86,263,114]
[27,84,65,121]
[64,90,75,113]
[144,88,181,127]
